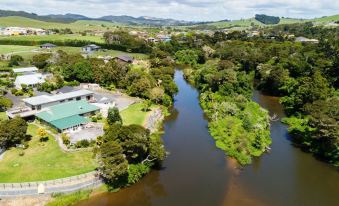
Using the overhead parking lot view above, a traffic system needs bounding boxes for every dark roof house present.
[114,55,134,64]
[82,44,101,52]
[40,43,56,49]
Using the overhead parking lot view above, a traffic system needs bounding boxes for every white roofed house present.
[13,66,39,75]
[82,44,101,53]
[14,73,45,89]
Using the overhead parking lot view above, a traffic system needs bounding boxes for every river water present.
[77,71,339,206]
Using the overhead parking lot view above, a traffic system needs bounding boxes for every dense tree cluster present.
[97,123,166,187]
[255,14,280,25]
[0,117,28,149]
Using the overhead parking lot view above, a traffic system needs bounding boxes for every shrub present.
[75,139,90,148]
[61,133,70,145]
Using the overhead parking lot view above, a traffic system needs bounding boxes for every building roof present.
[36,100,99,122]
[50,115,89,130]
[23,89,93,106]
[15,73,45,86]
[40,43,56,47]
[13,67,38,73]
[115,55,134,63]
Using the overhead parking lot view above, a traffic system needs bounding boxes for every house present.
[82,44,101,52]
[23,89,94,111]
[36,100,100,132]
[13,67,38,74]
[14,73,45,89]
[295,36,319,43]
[114,55,134,64]
[40,43,56,49]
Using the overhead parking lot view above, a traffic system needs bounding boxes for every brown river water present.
[77,71,339,206]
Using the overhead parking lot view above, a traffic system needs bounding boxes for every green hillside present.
[204,14,339,29]
[0,16,121,32]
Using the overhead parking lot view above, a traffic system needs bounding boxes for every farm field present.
[0,124,97,183]
[0,34,104,44]
[0,16,122,32]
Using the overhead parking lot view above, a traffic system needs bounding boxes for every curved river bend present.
[78,71,339,206]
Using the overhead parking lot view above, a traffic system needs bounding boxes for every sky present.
[1,0,338,21]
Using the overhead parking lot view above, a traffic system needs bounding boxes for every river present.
[77,70,339,206]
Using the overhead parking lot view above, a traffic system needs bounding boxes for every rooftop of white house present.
[15,73,45,86]
[23,89,94,106]
[13,67,38,73]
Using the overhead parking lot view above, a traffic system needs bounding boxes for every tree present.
[32,53,51,70]
[8,55,23,67]
[37,128,48,142]
[149,87,165,103]
[0,96,13,111]
[98,139,128,185]
[0,117,28,148]
[142,100,152,112]
[107,107,122,125]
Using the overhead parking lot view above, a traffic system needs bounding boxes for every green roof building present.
[36,100,99,132]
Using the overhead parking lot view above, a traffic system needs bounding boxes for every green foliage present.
[0,96,13,111]
[107,107,122,125]
[8,55,24,67]
[127,163,151,184]
[61,133,70,145]
[0,117,28,149]
[32,53,51,69]
[47,190,92,206]
[255,14,280,24]
[175,49,200,66]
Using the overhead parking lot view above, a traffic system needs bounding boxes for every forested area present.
[32,49,178,106]
[153,22,338,166]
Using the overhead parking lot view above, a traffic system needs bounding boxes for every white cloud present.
[0,0,338,21]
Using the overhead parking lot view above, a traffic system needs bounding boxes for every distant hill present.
[200,14,339,29]
[0,9,198,26]
[255,14,280,25]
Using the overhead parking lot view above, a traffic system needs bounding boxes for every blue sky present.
[0,0,338,21]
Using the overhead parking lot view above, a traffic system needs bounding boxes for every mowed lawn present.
[0,124,97,183]
[0,34,105,44]
[121,103,155,126]
[0,45,38,54]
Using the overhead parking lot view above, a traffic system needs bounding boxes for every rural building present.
[40,43,56,49]
[13,66,38,74]
[295,36,319,43]
[23,89,94,111]
[82,44,101,52]
[36,100,99,132]
[114,55,134,64]
[14,73,45,89]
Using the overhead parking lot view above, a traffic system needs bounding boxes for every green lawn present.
[121,103,155,126]
[0,45,38,54]
[0,112,8,121]
[0,34,104,44]
[0,124,97,183]
[0,16,121,32]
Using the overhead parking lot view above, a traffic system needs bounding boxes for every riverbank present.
[76,71,339,206]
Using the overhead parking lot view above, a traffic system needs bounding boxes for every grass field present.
[0,34,104,44]
[0,112,8,121]
[0,16,122,32]
[0,124,97,183]
[204,14,339,29]
[121,103,156,126]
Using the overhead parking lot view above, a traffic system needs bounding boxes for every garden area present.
[120,102,156,126]
[0,124,97,183]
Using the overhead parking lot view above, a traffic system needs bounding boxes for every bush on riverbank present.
[47,190,92,206]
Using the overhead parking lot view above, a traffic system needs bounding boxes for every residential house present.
[14,73,45,89]
[23,89,94,111]
[40,43,56,49]
[295,36,319,43]
[13,67,38,75]
[82,44,101,52]
[36,100,100,132]
[114,55,134,64]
